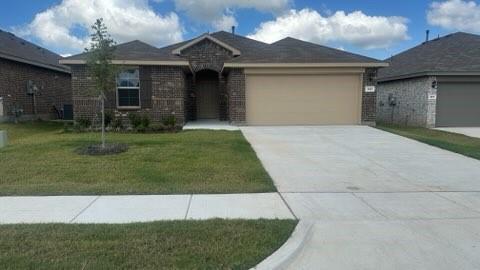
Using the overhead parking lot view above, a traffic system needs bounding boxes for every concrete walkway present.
[243,126,480,270]
[183,120,239,131]
[0,193,294,224]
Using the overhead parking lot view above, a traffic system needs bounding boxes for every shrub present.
[162,115,176,127]
[149,123,165,132]
[112,118,124,130]
[75,118,92,129]
[128,113,142,129]
[103,111,113,127]
[141,115,151,128]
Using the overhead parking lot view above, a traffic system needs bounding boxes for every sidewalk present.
[0,193,295,224]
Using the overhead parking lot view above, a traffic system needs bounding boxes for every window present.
[117,69,140,108]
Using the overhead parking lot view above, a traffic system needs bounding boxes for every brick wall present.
[226,68,246,124]
[377,76,436,127]
[150,66,186,125]
[182,39,233,73]
[361,68,378,125]
[0,57,71,121]
[70,64,187,126]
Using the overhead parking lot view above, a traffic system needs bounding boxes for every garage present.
[245,73,362,125]
[436,81,480,127]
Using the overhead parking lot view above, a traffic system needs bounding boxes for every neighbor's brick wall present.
[226,68,246,125]
[376,76,437,127]
[0,57,71,121]
[70,64,187,126]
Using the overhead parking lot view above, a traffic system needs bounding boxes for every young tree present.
[85,18,118,148]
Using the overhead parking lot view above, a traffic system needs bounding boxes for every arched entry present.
[195,69,219,119]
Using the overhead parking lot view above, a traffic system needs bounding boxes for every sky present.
[1,0,479,59]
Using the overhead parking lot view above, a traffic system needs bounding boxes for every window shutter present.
[140,66,152,108]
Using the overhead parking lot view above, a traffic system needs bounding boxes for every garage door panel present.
[246,74,361,125]
[436,82,480,127]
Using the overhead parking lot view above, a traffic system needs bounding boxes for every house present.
[0,29,72,122]
[377,32,480,127]
[60,30,387,126]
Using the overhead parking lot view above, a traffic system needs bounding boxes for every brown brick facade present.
[181,39,233,73]
[150,66,186,125]
[361,68,378,125]
[226,68,246,125]
[70,64,186,126]
[68,39,378,126]
[0,57,71,121]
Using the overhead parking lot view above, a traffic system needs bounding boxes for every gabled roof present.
[62,31,386,67]
[0,29,70,73]
[172,34,241,56]
[62,40,187,64]
[378,32,480,81]
[234,37,382,64]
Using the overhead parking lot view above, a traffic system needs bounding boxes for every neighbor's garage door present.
[436,82,480,127]
[246,74,361,125]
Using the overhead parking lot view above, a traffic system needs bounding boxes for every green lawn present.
[0,121,275,195]
[0,219,296,270]
[378,124,480,160]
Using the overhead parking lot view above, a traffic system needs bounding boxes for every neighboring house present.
[0,29,72,122]
[60,30,386,126]
[377,32,480,127]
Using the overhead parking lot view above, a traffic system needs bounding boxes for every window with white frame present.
[117,69,140,108]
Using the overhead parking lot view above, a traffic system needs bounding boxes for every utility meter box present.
[0,130,7,148]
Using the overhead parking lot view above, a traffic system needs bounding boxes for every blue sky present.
[1,0,478,59]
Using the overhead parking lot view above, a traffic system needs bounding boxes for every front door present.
[196,72,219,119]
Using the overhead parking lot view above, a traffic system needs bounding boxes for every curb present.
[252,220,314,270]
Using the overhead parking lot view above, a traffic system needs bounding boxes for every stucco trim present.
[225,62,388,68]
[172,34,241,56]
[59,59,190,66]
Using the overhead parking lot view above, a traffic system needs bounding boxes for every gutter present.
[378,71,480,82]
[59,59,190,66]
[224,62,389,68]
[59,59,388,69]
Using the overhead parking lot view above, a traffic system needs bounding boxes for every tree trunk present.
[101,95,105,148]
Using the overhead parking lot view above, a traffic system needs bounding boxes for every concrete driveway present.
[242,126,480,269]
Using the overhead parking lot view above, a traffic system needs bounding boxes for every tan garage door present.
[246,74,362,125]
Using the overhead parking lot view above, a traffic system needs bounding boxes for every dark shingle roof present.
[64,30,383,65]
[66,40,186,61]
[0,29,69,73]
[378,32,480,81]
[263,37,381,63]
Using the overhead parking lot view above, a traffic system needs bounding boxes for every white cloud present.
[427,0,480,32]
[174,0,290,29]
[212,14,238,31]
[248,9,409,49]
[16,0,183,54]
